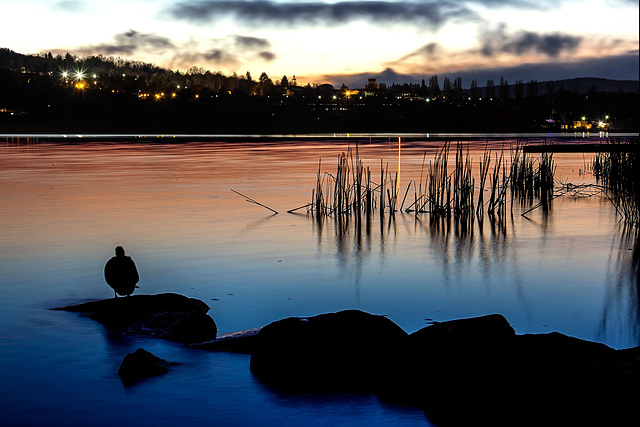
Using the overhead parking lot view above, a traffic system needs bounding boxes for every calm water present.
[0,138,638,426]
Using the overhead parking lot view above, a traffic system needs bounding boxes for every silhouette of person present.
[104,246,139,297]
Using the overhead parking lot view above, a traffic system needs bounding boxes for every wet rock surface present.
[53,293,217,343]
[118,348,177,385]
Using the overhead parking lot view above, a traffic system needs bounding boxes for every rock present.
[374,315,638,426]
[249,309,408,392]
[118,348,177,385]
[377,313,517,406]
[53,293,217,343]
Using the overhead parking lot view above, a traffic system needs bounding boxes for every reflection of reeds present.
[509,145,556,213]
[594,139,640,224]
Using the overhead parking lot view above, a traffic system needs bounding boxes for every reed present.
[594,141,640,224]
[509,146,556,213]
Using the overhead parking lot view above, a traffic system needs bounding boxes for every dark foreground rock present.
[215,310,639,426]
[380,315,639,426]
[249,309,408,392]
[118,348,177,385]
[53,293,217,343]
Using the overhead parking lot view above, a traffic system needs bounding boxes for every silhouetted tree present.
[442,76,452,98]
[453,76,463,100]
[515,80,524,100]
[258,72,273,96]
[499,77,509,101]
[429,74,440,98]
[486,80,495,99]
[526,80,538,98]
[470,79,479,100]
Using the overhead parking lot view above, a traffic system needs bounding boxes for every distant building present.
[572,120,593,130]
[366,78,378,90]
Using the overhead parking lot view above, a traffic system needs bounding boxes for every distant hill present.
[541,78,638,94]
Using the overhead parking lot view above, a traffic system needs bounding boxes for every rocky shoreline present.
[55,293,639,426]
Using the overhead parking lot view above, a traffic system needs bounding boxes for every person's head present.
[115,246,125,257]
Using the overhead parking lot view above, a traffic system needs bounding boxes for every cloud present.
[258,51,276,61]
[480,25,582,58]
[65,30,276,70]
[232,35,271,50]
[74,30,175,56]
[166,1,478,29]
[397,42,442,62]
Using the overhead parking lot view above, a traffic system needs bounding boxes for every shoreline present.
[1,132,638,144]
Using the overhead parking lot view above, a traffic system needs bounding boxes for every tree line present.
[1,48,637,134]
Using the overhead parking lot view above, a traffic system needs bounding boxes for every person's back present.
[104,246,139,297]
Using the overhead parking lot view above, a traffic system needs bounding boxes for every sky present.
[1,0,638,87]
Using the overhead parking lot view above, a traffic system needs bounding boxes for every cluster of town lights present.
[52,68,616,129]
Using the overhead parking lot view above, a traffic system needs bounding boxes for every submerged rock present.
[53,293,217,343]
[118,348,177,385]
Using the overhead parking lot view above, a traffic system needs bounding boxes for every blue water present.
[0,138,637,426]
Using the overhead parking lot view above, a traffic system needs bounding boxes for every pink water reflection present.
[0,139,637,349]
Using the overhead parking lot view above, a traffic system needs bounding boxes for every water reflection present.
[599,226,640,344]
[309,191,638,347]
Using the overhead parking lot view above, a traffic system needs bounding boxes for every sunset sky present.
[2,0,638,87]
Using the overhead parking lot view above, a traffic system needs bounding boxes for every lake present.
[0,136,638,426]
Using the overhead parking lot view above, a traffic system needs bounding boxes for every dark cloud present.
[76,30,175,56]
[464,0,542,6]
[480,26,582,57]
[399,42,442,62]
[68,30,276,69]
[258,51,277,61]
[166,1,478,29]
[202,49,226,61]
[232,35,271,50]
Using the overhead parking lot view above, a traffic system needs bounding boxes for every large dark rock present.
[375,314,638,426]
[118,348,177,385]
[378,314,517,405]
[53,293,217,343]
[249,309,409,392]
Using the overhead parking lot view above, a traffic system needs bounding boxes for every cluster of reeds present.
[509,146,556,210]
[306,141,556,233]
[593,142,640,224]
[307,146,399,219]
